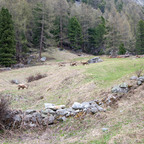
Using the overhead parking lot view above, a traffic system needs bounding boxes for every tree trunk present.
[39,9,44,59]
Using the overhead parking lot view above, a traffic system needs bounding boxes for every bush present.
[27,73,47,83]
[0,97,11,130]
[135,65,144,77]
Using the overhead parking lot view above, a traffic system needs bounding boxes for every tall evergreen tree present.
[88,17,106,54]
[118,43,126,55]
[68,16,83,50]
[0,7,16,67]
[136,20,144,54]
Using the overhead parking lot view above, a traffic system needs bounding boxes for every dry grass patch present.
[27,73,47,83]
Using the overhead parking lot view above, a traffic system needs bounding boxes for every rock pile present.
[103,75,144,106]
[4,75,144,129]
[111,83,129,93]
[8,100,104,129]
[137,76,144,85]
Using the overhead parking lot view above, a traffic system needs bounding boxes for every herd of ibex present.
[17,54,143,90]
[58,61,89,67]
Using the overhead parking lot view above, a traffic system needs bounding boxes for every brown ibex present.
[18,84,28,90]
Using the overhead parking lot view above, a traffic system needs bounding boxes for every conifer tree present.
[118,43,126,55]
[136,20,144,54]
[0,7,16,67]
[68,16,83,50]
[88,17,106,54]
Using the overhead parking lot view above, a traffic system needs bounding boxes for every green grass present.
[74,58,144,88]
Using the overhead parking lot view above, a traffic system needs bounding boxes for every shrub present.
[27,73,47,83]
[0,97,11,130]
[135,65,144,77]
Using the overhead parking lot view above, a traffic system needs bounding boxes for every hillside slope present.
[0,54,144,144]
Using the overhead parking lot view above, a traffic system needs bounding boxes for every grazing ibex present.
[136,55,141,58]
[81,61,89,65]
[70,62,77,66]
[58,63,65,67]
[18,84,28,90]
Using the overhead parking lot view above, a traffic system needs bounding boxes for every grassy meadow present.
[0,52,144,144]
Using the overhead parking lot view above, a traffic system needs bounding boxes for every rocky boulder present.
[137,76,144,82]
[112,83,129,93]
[40,57,46,62]
[72,102,84,110]
[130,76,138,80]
[88,57,103,64]
[44,103,65,111]
[56,109,69,116]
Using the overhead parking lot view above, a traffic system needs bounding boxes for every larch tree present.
[54,0,69,49]
[32,0,54,59]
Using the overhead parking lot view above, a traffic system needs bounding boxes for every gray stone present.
[130,76,138,80]
[41,114,48,118]
[40,57,46,62]
[89,101,97,107]
[120,83,128,88]
[43,115,55,125]
[34,113,43,124]
[72,102,84,110]
[75,110,80,113]
[96,105,104,112]
[31,117,37,123]
[112,85,129,93]
[24,114,32,122]
[102,128,109,132]
[111,86,121,93]
[137,76,144,82]
[13,115,22,122]
[58,116,67,122]
[49,105,66,111]
[137,81,142,85]
[32,112,41,118]
[48,115,55,124]
[90,107,98,114]
[88,57,103,64]
[25,110,36,115]
[65,107,74,112]
[41,109,56,115]
[65,112,71,117]
[65,108,77,116]
[29,123,37,128]
[44,103,55,109]
[81,102,91,108]
[105,95,116,105]
[56,109,69,116]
